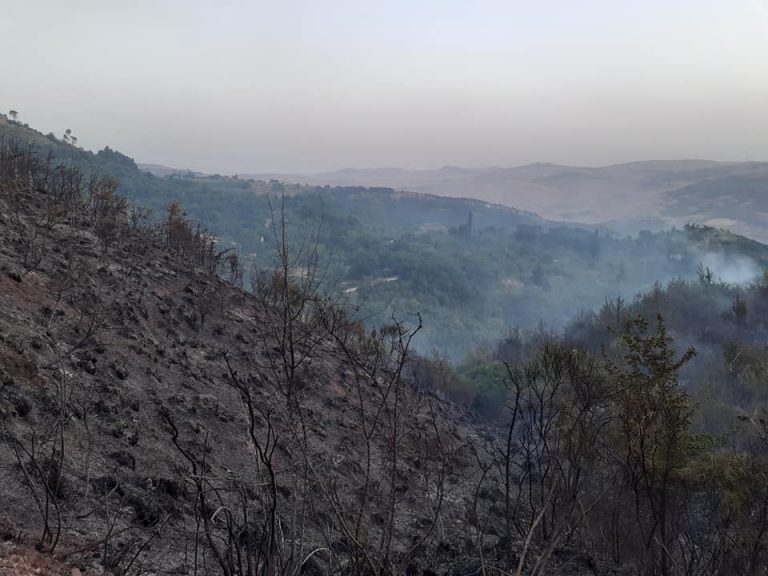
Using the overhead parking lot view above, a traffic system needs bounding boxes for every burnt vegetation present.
[1,140,768,576]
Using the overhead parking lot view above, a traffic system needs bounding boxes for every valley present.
[2,115,768,576]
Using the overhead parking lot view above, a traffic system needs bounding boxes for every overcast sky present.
[2,0,767,173]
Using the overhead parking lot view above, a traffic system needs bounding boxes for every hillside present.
[0,140,506,575]
[4,127,768,576]
[0,118,544,236]
[247,160,768,240]
[663,172,768,241]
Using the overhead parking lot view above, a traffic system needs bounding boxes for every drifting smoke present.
[699,252,763,285]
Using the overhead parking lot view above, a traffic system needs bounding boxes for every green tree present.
[608,314,696,575]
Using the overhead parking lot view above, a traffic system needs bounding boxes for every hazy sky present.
[2,0,767,173]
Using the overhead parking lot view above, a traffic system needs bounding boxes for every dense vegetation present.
[429,270,768,418]
[410,273,768,574]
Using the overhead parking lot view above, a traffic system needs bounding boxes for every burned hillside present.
[0,143,523,575]
[3,142,768,576]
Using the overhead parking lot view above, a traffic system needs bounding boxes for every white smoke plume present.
[699,252,763,285]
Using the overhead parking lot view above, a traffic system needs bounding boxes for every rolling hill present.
[246,160,768,240]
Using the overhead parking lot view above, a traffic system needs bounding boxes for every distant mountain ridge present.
[244,159,768,240]
[141,157,768,243]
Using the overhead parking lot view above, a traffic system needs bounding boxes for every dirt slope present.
[0,140,616,575]
[0,168,506,575]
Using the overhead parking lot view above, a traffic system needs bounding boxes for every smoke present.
[699,252,763,285]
